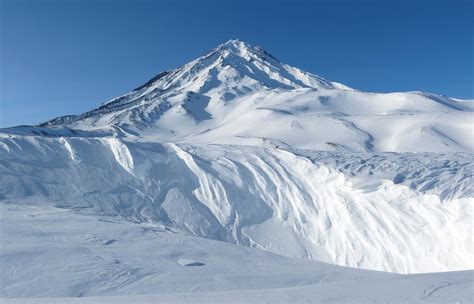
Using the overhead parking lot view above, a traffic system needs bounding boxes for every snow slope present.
[0,135,472,274]
[1,39,473,302]
[37,39,474,153]
[1,204,472,303]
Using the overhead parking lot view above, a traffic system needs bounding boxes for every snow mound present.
[177,259,205,267]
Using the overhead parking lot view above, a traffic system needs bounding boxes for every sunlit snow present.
[1,40,473,303]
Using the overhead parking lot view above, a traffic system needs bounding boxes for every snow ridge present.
[0,137,472,274]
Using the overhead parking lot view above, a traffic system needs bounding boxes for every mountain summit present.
[40,40,343,126]
[126,39,341,92]
[37,39,472,152]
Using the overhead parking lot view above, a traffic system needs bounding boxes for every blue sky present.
[1,0,473,127]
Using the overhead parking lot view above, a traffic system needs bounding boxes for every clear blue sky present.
[1,0,473,127]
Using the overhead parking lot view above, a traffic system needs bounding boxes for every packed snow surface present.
[1,204,472,303]
[1,39,473,302]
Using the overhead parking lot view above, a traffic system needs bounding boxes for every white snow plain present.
[1,39,473,303]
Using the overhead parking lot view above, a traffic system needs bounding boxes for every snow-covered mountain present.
[37,39,474,152]
[1,40,473,301]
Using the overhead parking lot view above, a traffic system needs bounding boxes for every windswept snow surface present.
[1,204,472,303]
[0,137,472,274]
[1,39,473,302]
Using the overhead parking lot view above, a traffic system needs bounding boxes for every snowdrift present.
[1,134,471,274]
